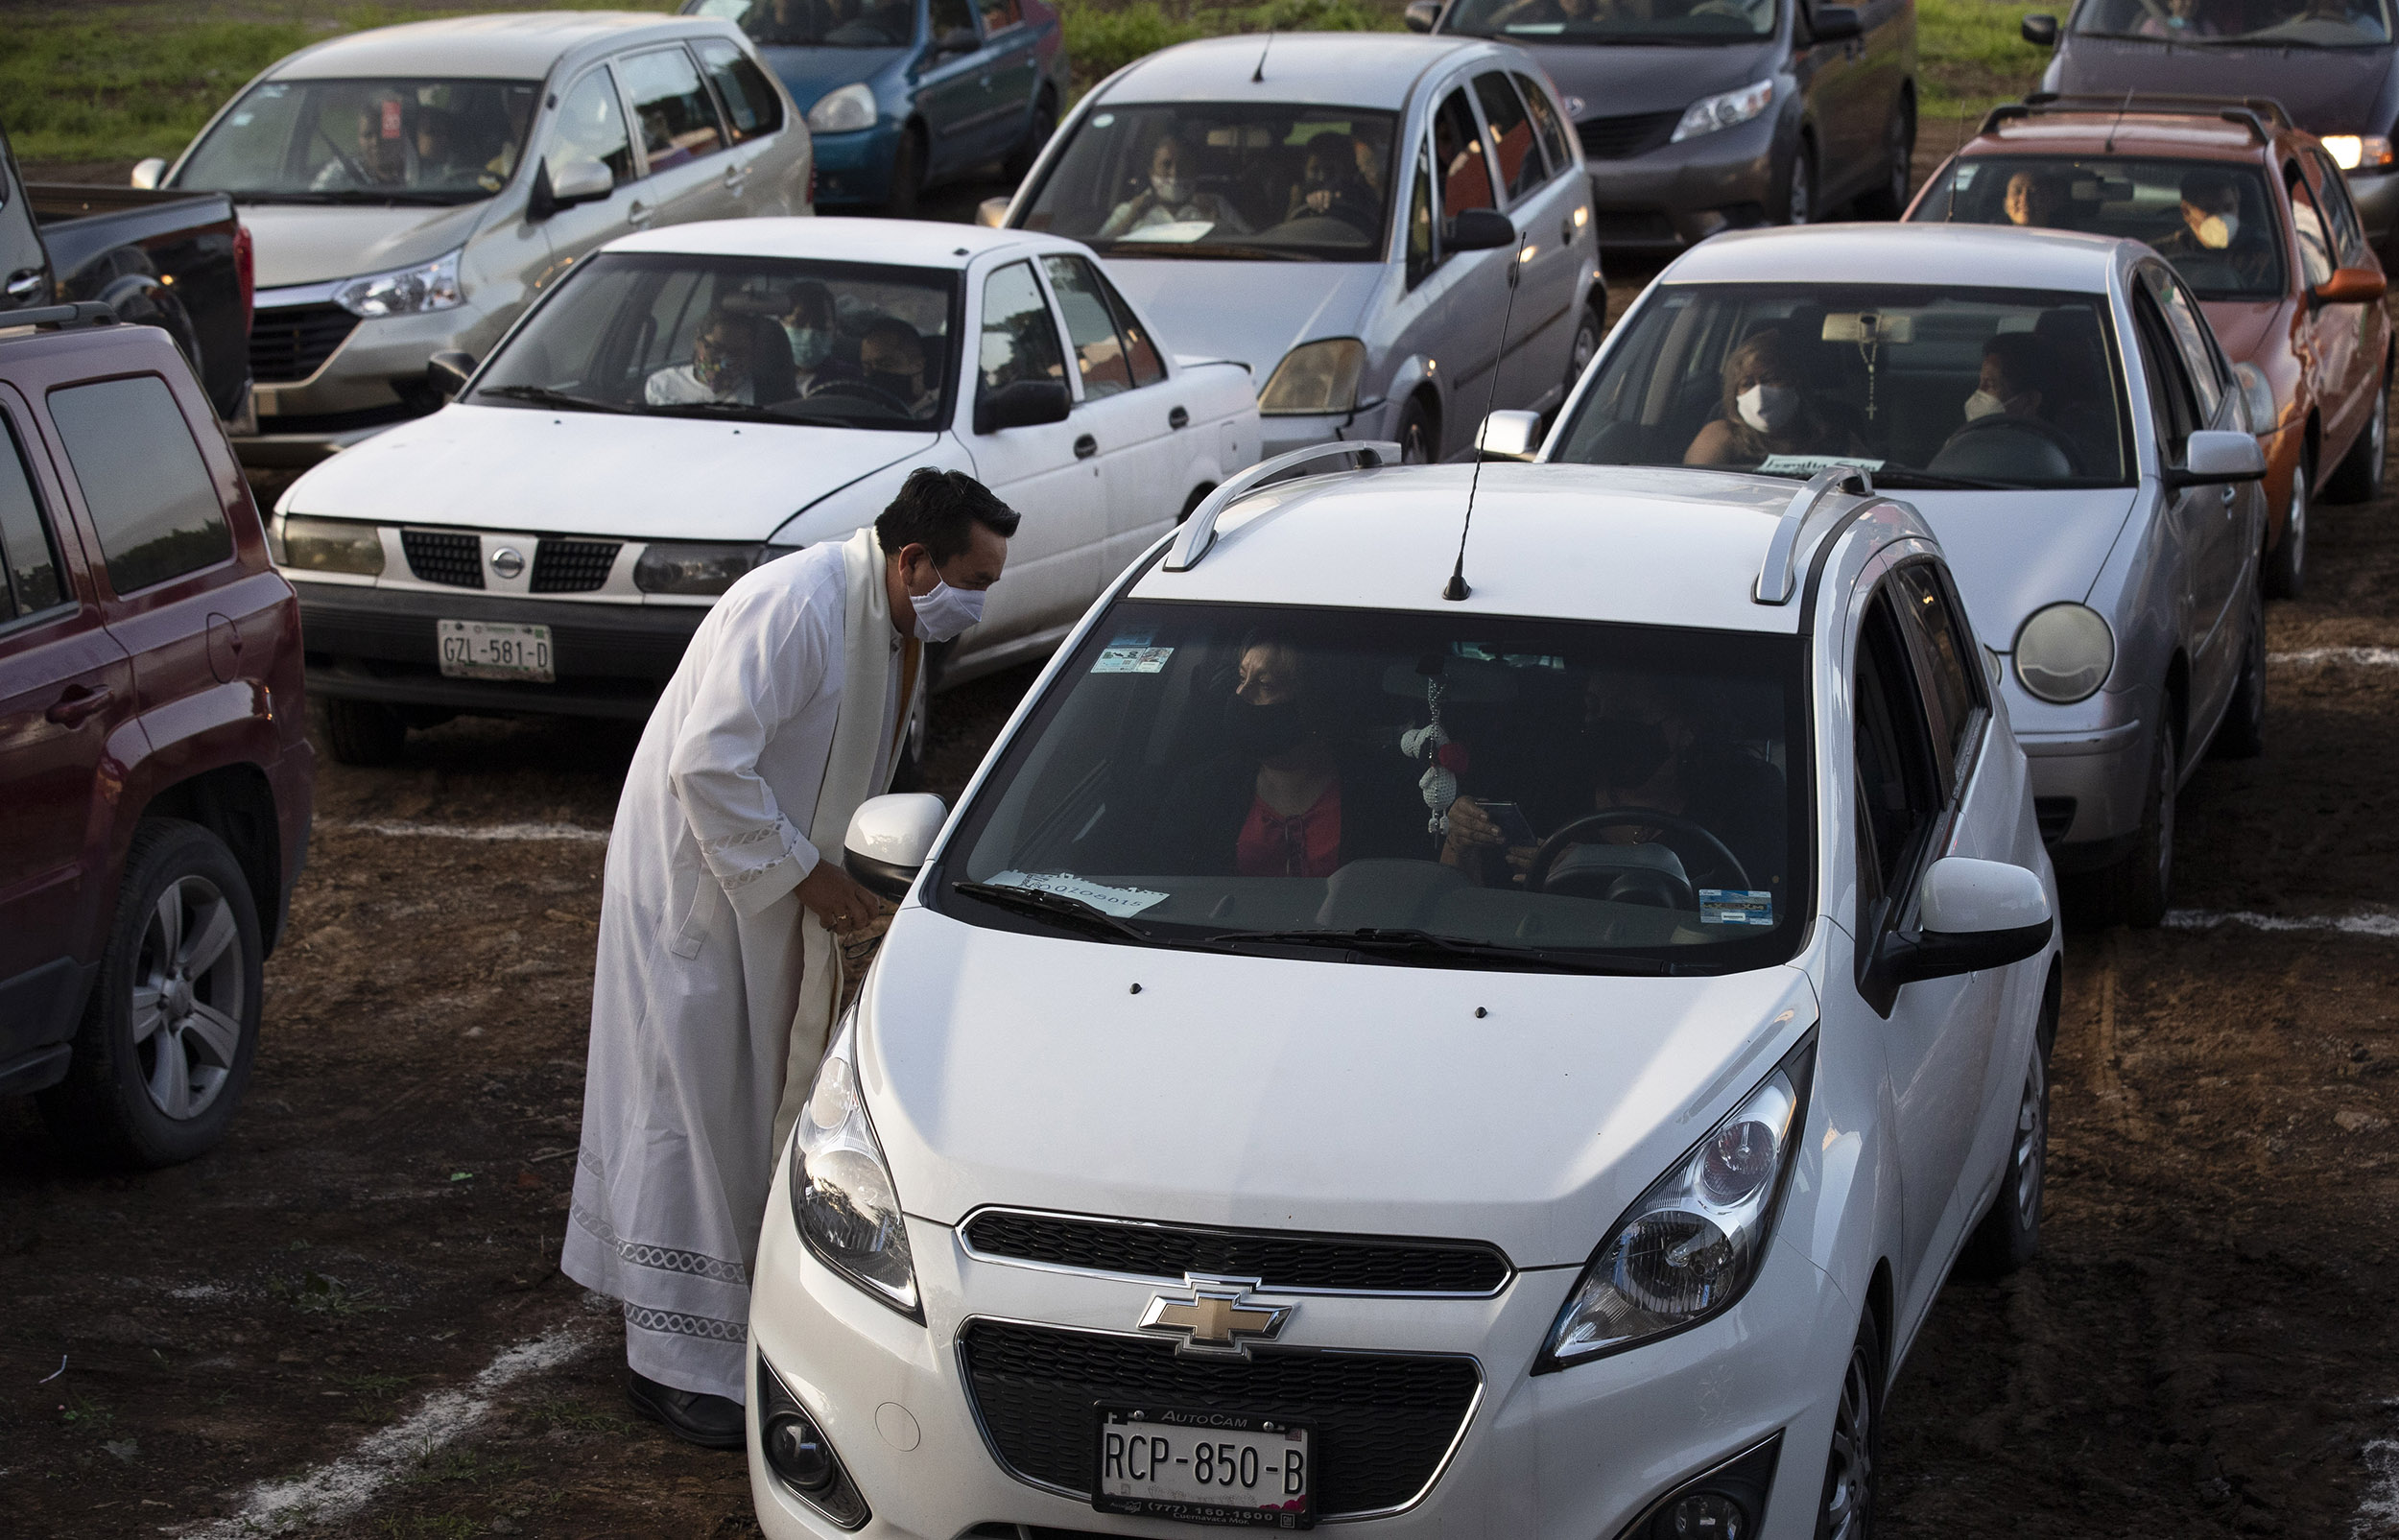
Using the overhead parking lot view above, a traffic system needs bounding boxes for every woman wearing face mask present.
[780,282,840,378]
[1098,135,1253,241]
[1683,328,1865,470]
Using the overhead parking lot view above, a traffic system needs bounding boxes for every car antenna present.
[2105,87,2133,154]
[1447,226,1529,603]
[1253,27,1275,83]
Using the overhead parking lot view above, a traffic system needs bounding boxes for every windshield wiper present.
[234,189,476,205]
[475,384,635,415]
[1867,468,2012,490]
[1099,243,1326,262]
[1208,926,1670,974]
[953,881,1156,944]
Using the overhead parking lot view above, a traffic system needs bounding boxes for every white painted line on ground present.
[2166,909,2399,938]
[2269,646,2399,667]
[319,818,609,844]
[180,1324,590,1537]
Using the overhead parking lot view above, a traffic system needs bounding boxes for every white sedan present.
[752,449,2062,1540]
[268,218,1260,764]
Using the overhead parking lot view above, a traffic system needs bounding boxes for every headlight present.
[1535,1034,1814,1371]
[273,515,385,576]
[333,249,463,318]
[2322,133,2394,171]
[633,542,793,595]
[1671,80,1774,143]
[807,83,877,134]
[791,1014,920,1318]
[1257,338,1367,415]
[2013,602,2114,704]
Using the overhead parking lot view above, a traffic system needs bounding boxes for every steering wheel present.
[1933,413,2085,477]
[1525,808,1751,908]
[803,378,914,414]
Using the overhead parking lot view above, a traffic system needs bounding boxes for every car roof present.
[1097,32,1501,108]
[1127,463,1910,634]
[606,216,1067,268]
[1957,110,2299,164]
[270,12,719,80]
[1662,222,2136,292]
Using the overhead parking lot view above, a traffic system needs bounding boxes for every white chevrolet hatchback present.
[749,449,2063,1540]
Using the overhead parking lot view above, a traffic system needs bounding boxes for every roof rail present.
[1754,465,1872,606]
[1983,91,2291,143]
[1163,439,1403,572]
[0,302,118,333]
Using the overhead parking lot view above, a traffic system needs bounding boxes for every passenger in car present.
[2150,169,2277,289]
[1098,136,1253,239]
[1683,328,1867,468]
[779,282,840,376]
[2002,167,2066,229]
[646,306,758,406]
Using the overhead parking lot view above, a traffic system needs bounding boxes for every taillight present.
[233,223,255,334]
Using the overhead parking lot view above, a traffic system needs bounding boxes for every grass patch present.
[403,1449,530,1487]
[1918,0,2054,120]
[525,1394,632,1433]
[341,1370,418,1402]
[276,1269,390,1316]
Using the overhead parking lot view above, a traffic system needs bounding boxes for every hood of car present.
[761,44,908,114]
[281,403,938,540]
[1099,258,1384,381]
[1506,37,1783,118]
[1900,486,2143,650]
[2055,36,2392,133]
[242,200,491,291]
[860,908,1819,1268]
[2197,296,2288,365]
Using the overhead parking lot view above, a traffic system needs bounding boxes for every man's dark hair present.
[2180,170,2240,211]
[875,467,1020,563]
[1983,331,2061,407]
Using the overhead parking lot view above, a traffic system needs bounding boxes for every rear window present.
[48,376,231,595]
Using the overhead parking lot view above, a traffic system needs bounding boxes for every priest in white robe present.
[564,468,1016,1448]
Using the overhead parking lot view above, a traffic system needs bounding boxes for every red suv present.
[0,304,311,1167]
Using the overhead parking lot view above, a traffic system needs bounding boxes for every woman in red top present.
[1227,640,1344,878]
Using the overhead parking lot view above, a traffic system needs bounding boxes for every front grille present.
[958,1320,1479,1517]
[532,539,622,593]
[1576,108,1681,160]
[250,302,359,384]
[402,530,484,589]
[962,1211,1509,1295]
[2034,797,2078,845]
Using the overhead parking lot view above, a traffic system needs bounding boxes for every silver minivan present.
[140,12,813,466]
[993,32,1603,463]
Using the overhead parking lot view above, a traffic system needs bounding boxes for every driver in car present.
[318,92,416,189]
[829,318,938,415]
[1098,136,1252,239]
[646,307,757,406]
[1683,328,1867,469]
[1284,132,1379,232]
[1933,331,2082,471]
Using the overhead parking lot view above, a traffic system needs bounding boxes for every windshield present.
[1020,104,1398,261]
[176,79,538,202]
[1911,157,2287,300]
[2068,0,2392,43]
[1444,0,1778,42]
[473,252,958,431]
[928,601,1810,974]
[1552,283,2133,488]
[690,0,917,47]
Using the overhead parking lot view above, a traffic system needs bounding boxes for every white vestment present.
[563,527,914,1401]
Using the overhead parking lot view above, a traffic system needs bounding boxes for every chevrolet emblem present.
[1138,1277,1292,1359]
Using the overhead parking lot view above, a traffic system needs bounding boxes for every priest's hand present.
[796,858,882,936]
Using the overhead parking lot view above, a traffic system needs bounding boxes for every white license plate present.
[1095,1408,1313,1528]
[437,620,554,681]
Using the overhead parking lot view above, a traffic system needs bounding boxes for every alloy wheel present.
[2011,1051,2047,1220]
[132,874,248,1121]
[1821,1340,1876,1539]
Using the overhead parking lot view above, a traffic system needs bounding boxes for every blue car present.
[686,0,1068,213]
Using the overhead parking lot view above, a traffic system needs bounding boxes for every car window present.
[2070,0,2392,44]
[2288,169,2337,289]
[0,418,65,622]
[1517,72,1574,178]
[47,377,231,596]
[621,46,727,172]
[1090,262,1167,388]
[1473,72,1547,203]
[548,67,636,187]
[2130,286,2201,456]
[1434,86,1496,216]
[1406,140,1437,287]
[980,0,1027,31]
[709,0,915,46]
[1888,561,1983,794]
[173,78,540,201]
[1446,0,1778,41]
[1041,253,1138,399]
[2308,151,2370,267]
[2147,268,2224,420]
[932,0,979,40]
[694,38,784,142]
[981,260,1069,394]
[1853,590,1942,912]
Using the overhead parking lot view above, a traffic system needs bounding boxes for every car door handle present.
[5,269,43,301]
[45,684,114,727]
[627,200,653,225]
[1169,406,1189,430]
[723,164,748,191]
[1074,433,1098,459]
[1559,216,1576,246]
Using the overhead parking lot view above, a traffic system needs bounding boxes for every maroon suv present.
[0,304,312,1168]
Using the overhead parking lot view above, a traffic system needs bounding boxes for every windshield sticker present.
[1699,889,1775,927]
[1757,454,1886,476]
[1117,221,1217,244]
[1093,645,1174,675]
[987,870,1168,917]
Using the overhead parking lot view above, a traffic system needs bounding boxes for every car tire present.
[1395,394,1437,463]
[2105,713,2179,929]
[2266,456,2310,599]
[1781,137,1816,226]
[325,697,408,766]
[37,818,263,1170]
[2213,580,2267,760]
[2323,368,2389,503]
[1957,1000,2053,1280]
[1817,1304,1884,1540]
[1564,300,1603,394]
[1004,90,1057,184]
[1854,97,1914,219]
[880,126,925,219]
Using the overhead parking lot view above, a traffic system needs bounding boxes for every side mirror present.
[1810,4,1863,41]
[2232,361,2278,433]
[934,26,980,55]
[2315,265,2387,306]
[1475,409,1543,461]
[976,195,1012,228]
[1404,0,1443,31]
[1882,857,2054,988]
[2020,12,2058,44]
[975,378,1072,434]
[533,157,614,222]
[427,350,477,402]
[131,157,168,190]
[844,793,948,903]
[2165,427,2268,488]
[1444,208,1516,252]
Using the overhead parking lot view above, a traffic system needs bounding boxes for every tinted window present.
[1889,562,1981,792]
[1406,140,1436,287]
[980,0,1027,30]
[549,68,634,186]
[2149,269,2225,419]
[1092,264,1167,388]
[981,260,1067,392]
[931,0,978,36]
[1854,594,1941,908]
[2311,153,2370,265]
[1043,254,1160,397]
[0,420,63,620]
[1473,72,1546,203]
[700,0,914,47]
[49,377,230,595]
[622,46,726,171]
[1434,87,1495,216]
[1517,72,1574,176]
[694,38,784,141]
[2131,288,2200,454]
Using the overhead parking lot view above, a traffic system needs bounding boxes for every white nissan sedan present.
[748,449,2062,1540]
